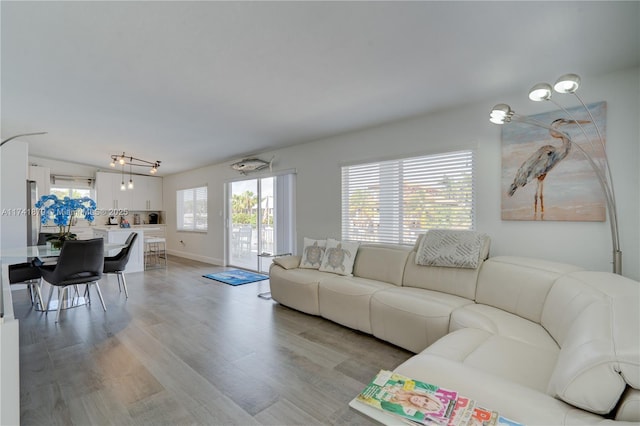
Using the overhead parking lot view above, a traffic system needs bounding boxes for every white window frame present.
[48,184,95,224]
[341,149,475,245]
[177,186,208,232]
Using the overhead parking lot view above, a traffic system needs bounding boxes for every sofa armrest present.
[271,255,301,270]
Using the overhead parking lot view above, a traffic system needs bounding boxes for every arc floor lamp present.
[1,132,47,147]
[490,73,621,275]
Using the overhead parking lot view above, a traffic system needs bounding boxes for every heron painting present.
[501,101,606,221]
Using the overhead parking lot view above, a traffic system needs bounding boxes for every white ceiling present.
[2,1,639,176]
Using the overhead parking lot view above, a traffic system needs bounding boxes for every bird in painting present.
[507,118,590,216]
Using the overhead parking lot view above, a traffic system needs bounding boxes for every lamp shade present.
[489,104,513,124]
[554,73,580,93]
[528,83,552,101]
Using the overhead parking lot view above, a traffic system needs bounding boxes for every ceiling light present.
[128,163,134,189]
[109,153,161,176]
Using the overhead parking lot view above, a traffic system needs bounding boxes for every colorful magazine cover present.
[357,370,458,425]
[447,395,475,426]
[469,405,499,426]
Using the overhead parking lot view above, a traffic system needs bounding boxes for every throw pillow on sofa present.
[416,229,489,269]
[319,239,360,276]
[299,238,326,269]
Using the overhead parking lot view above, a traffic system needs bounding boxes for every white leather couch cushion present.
[269,265,330,315]
[403,252,482,300]
[370,287,473,353]
[352,244,410,286]
[423,328,559,393]
[450,304,560,350]
[615,387,640,421]
[542,271,640,415]
[475,256,583,323]
[394,354,606,426]
[318,276,394,334]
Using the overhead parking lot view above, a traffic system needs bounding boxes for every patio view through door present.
[227,173,295,273]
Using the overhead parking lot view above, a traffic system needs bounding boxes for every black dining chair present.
[103,232,138,298]
[33,238,106,323]
[8,263,44,309]
[6,232,59,309]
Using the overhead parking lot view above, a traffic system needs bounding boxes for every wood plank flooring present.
[13,256,412,425]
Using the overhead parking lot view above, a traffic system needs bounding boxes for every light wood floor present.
[13,256,412,425]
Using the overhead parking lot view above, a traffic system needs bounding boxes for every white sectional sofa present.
[269,237,640,425]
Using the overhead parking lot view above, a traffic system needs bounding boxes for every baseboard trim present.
[166,249,223,266]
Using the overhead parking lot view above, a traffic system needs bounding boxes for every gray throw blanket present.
[416,229,489,269]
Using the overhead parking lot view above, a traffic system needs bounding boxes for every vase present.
[49,232,76,250]
[50,239,64,250]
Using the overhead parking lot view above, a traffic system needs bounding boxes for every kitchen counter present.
[93,227,162,273]
[93,226,162,232]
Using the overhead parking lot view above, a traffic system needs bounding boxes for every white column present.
[1,140,29,250]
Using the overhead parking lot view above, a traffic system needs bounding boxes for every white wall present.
[1,140,29,250]
[164,67,640,280]
[0,141,27,426]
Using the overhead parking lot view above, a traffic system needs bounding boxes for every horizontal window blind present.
[50,175,95,189]
[342,150,475,245]
[177,186,208,231]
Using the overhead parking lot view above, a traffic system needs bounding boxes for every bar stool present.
[144,236,167,269]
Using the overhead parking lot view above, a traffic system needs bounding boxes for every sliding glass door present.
[227,173,295,273]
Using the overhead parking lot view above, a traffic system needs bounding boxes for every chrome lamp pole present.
[1,132,47,147]
[490,74,621,275]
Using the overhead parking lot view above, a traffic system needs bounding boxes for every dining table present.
[1,241,126,314]
[1,242,124,260]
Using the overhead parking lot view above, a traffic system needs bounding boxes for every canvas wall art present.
[501,101,606,221]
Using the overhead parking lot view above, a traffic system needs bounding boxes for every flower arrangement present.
[35,195,97,249]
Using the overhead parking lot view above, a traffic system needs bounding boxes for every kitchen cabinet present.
[95,172,111,211]
[96,172,124,211]
[29,165,50,198]
[131,175,163,211]
[96,172,163,211]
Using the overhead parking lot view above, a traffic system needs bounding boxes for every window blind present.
[341,150,475,245]
[177,186,208,231]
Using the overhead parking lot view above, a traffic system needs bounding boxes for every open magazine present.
[356,370,458,425]
[356,370,525,426]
